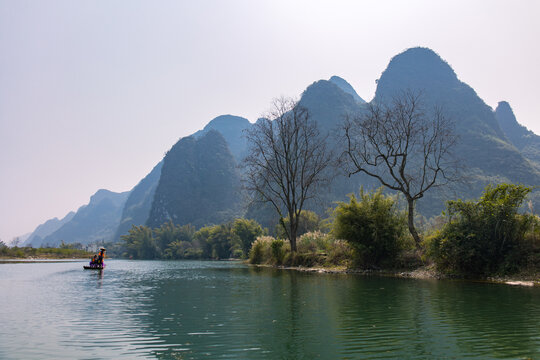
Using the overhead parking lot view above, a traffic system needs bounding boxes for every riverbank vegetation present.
[0,241,92,259]
[119,218,263,260]
[9,184,537,279]
[248,184,538,278]
[425,184,539,277]
[112,183,538,279]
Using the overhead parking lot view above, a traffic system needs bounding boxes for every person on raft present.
[97,247,106,265]
[89,248,106,268]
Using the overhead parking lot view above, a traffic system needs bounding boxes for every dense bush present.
[249,232,353,267]
[249,236,274,264]
[267,239,283,265]
[332,188,408,268]
[426,184,537,276]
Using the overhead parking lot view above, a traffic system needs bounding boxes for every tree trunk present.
[289,213,297,252]
[407,199,421,249]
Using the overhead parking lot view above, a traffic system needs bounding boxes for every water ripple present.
[0,260,538,359]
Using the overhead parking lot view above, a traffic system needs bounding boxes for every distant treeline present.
[117,219,264,260]
[0,242,93,259]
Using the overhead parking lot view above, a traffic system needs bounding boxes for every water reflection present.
[334,277,540,359]
[0,260,538,359]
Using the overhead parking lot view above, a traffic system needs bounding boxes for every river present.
[0,260,538,359]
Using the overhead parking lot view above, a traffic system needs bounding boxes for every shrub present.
[428,183,535,276]
[297,231,331,254]
[271,239,285,265]
[520,219,540,272]
[326,239,354,266]
[249,236,273,264]
[332,188,407,268]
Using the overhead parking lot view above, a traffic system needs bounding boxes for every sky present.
[1,0,539,244]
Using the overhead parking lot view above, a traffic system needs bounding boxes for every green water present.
[0,260,538,359]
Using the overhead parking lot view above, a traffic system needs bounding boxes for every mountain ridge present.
[39,189,129,246]
[25,46,540,244]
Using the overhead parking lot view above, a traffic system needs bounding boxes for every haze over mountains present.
[25,189,128,247]
[23,47,540,246]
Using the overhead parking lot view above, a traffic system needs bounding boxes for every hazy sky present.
[1,0,539,243]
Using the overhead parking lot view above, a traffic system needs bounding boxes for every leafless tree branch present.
[243,97,332,251]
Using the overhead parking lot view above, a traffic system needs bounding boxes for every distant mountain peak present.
[301,79,351,101]
[389,47,456,77]
[203,114,251,129]
[329,76,365,103]
[193,114,252,162]
[375,47,459,99]
[495,101,540,163]
[495,101,518,126]
[90,189,125,205]
[299,79,361,133]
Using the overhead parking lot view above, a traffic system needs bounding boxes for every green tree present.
[164,240,200,259]
[428,183,534,275]
[121,225,159,259]
[332,188,407,267]
[210,224,242,259]
[154,221,196,253]
[153,220,177,251]
[191,226,209,258]
[232,218,263,258]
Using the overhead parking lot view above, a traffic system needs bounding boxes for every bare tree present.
[243,97,332,252]
[342,91,458,248]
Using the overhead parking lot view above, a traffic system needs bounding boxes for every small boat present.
[84,247,106,270]
[83,264,105,270]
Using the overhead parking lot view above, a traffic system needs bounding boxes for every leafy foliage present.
[248,232,353,268]
[427,183,537,275]
[270,238,285,265]
[120,219,264,260]
[122,225,159,259]
[232,219,264,258]
[332,188,408,267]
